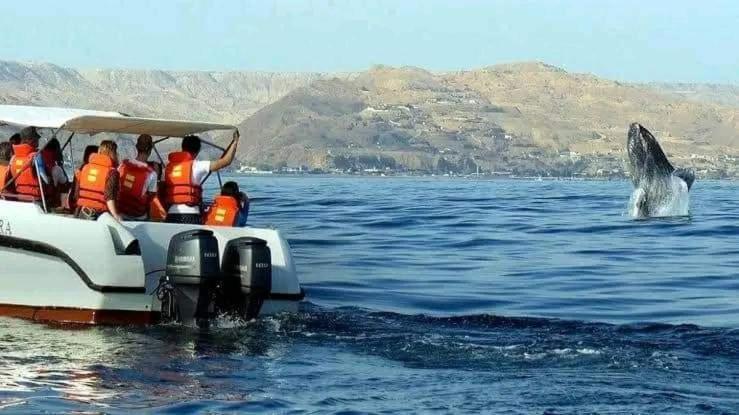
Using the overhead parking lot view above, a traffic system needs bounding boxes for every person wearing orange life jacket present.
[73,140,123,221]
[68,145,99,211]
[163,130,240,224]
[203,181,250,227]
[40,138,70,209]
[0,142,12,192]
[9,127,52,202]
[116,134,165,220]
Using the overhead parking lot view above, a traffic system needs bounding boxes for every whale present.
[626,123,695,218]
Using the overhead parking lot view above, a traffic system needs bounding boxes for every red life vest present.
[0,165,9,192]
[77,154,115,212]
[10,144,43,198]
[204,195,240,227]
[117,160,154,217]
[163,152,202,207]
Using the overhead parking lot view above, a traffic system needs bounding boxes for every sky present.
[0,0,737,83]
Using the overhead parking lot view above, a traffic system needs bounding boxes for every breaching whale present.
[626,123,695,218]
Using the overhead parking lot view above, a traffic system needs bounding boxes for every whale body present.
[626,123,695,218]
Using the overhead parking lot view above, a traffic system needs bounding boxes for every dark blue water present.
[0,177,737,414]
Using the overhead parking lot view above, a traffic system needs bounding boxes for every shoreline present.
[227,172,739,182]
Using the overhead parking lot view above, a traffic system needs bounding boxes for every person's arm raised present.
[209,129,240,173]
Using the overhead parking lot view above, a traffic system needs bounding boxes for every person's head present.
[9,133,20,146]
[136,134,154,158]
[82,145,99,165]
[98,140,118,165]
[0,142,12,165]
[182,135,201,157]
[221,181,240,198]
[20,126,40,147]
[44,138,63,163]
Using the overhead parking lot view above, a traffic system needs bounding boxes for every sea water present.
[0,177,736,413]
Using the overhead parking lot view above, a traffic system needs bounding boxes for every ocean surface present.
[0,176,737,414]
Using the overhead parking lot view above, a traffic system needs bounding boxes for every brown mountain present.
[0,60,321,122]
[0,60,321,158]
[2,60,738,177]
[238,63,739,177]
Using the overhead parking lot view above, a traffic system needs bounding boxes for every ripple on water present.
[2,177,738,414]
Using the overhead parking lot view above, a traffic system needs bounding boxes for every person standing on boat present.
[41,138,70,209]
[68,145,98,210]
[163,130,240,224]
[9,127,52,202]
[74,140,123,221]
[116,134,165,221]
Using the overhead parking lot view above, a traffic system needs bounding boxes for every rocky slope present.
[0,60,321,122]
[239,63,739,177]
[644,83,739,109]
[2,60,738,177]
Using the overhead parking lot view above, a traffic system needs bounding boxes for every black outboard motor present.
[220,237,272,320]
[163,229,221,327]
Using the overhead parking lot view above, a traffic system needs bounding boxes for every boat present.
[0,105,304,326]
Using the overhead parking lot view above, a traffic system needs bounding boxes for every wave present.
[165,304,738,370]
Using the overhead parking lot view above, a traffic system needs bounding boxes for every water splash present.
[629,175,690,218]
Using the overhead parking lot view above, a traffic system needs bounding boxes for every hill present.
[1,60,738,177]
[644,83,739,108]
[0,60,321,158]
[0,60,321,123]
[238,63,739,177]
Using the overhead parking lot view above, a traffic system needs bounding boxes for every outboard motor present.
[220,237,272,320]
[163,229,221,327]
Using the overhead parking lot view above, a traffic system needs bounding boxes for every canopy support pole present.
[60,132,75,183]
[152,136,169,166]
[37,163,48,213]
[60,132,75,153]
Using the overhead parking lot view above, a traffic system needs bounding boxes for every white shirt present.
[51,165,68,187]
[168,160,211,214]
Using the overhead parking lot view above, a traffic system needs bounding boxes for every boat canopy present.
[0,105,236,137]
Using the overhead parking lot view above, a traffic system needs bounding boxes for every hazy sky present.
[1,0,737,83]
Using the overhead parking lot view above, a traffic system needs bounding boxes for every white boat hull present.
[0,200,303,325]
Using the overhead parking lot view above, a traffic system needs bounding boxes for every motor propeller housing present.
[162,230,272,327]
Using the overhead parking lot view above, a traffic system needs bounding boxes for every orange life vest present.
[163,152,202,207]
[204,195,240,227]
[0,165,9,191]
[117,160,154,217]
[10,144,43,198]
[77,154,115,212]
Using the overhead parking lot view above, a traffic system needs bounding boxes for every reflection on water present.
[0,316,293,412]
[0,319,116,408]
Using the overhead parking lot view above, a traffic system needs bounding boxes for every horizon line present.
[2,58,736,87]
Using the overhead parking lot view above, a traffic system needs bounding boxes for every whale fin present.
[627,123,674,185]
[673,168,695,190]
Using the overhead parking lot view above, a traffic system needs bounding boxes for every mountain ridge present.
[1,60,738,177]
